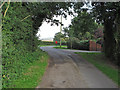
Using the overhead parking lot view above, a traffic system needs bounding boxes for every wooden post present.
[60,15,62,48]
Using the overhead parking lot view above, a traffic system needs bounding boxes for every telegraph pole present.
[60,15,62,48]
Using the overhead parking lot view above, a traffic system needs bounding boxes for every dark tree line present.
[92,2,120,66]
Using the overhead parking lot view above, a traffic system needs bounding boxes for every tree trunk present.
[70,38,72,49]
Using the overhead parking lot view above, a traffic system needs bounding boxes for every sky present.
[36,2,92,41]
[36,14,73,40]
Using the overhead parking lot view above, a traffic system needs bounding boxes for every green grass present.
[9,51,49,88]
[39,45,53,47]
[75,52,119,87]
[53,45,67,49]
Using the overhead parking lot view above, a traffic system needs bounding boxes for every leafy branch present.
[0,1,5,9]
[21,15,31,22]
[4,0,10,17]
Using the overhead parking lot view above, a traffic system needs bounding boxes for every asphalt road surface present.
[36,46,118,88]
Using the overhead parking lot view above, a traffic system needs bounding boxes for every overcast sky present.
[36,2,92,40]
[36,14,73,40]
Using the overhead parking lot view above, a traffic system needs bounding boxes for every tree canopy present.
[54,32,65,42]
[64,11,98,40]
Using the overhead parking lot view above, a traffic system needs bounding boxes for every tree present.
[84,32,92,40]
[93,26,104,39]
[63,11,98,41]
[73,11,98,39]
[54,32,65,42]
[92,2,120,65]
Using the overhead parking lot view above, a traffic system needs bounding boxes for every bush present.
[67,38,89,50]
[67,37,79,49]
[2,3,48,88]
[77,40,89,50]
[2,47,46,88]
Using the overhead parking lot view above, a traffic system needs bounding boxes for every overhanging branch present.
[21,15,31,22]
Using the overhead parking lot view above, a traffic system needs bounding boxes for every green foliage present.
[2,2,40,87]
[39,41,55,46]
[69,11,98,40]
[84,32,92,40]
[67,37,89,50]
[53,32,65,42]
[2,4,36,87]
[39,41,67,46]
[92,2,120,66]
[2,48,48,88]
[2,2,76,87]
[2,2,119,88]
[2,3,45,86]
[10,51,48,88]
[54,45,67,49]
[63,11,98,50]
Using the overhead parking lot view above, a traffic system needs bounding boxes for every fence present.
[89,40,102,51]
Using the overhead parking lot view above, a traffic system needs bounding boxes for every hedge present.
[67,38,89,50]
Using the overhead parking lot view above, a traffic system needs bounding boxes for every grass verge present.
[8,50,49,88]
[75,52,119,87]
[38,45,53,47]
[53,45,67,49]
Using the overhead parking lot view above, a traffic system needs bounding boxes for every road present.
[36,46,117,88]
